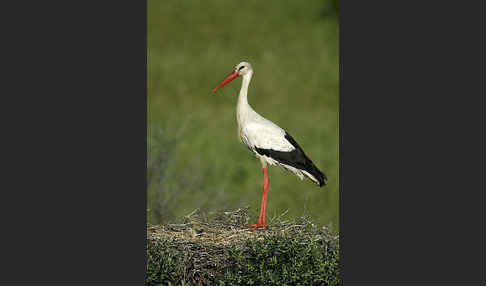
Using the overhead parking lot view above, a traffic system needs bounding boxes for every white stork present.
[213,61,327,228]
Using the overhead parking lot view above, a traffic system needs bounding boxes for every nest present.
[147,207,339,285]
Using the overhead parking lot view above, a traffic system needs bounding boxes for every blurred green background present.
[147,0,339,232]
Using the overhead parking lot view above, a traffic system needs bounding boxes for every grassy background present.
[148,0,339,232]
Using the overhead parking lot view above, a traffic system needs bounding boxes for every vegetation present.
[147,208,339,285]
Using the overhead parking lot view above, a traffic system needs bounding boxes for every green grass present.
[148,0,339,231]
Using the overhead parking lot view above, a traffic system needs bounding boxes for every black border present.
[340,0,484,284]
[3,1,147,284]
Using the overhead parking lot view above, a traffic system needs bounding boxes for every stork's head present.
[213,61,253,93]
[235,61,252,76]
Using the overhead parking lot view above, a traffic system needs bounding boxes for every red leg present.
[247,166,269,228]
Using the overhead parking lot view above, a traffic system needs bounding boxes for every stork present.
[213,61,327,228]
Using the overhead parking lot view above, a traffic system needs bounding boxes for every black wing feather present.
[254,132,327,187]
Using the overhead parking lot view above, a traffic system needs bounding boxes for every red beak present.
[213,71,239,93]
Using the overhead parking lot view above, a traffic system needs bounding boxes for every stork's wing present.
[242,121,327,187]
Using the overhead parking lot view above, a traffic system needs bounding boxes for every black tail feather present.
[309,162,327,187]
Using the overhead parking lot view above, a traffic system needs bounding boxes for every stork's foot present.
[245,223,268,229]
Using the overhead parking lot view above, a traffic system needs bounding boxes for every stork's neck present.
[237,71,254,126]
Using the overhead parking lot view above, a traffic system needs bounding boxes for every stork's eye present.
[238,66,245,71]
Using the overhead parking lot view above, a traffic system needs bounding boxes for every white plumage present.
[241,122,295,153]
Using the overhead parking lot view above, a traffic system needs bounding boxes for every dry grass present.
[148,208,337,245]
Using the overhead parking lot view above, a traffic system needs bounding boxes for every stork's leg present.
[261,166,269,225]
[248,159,269,229]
